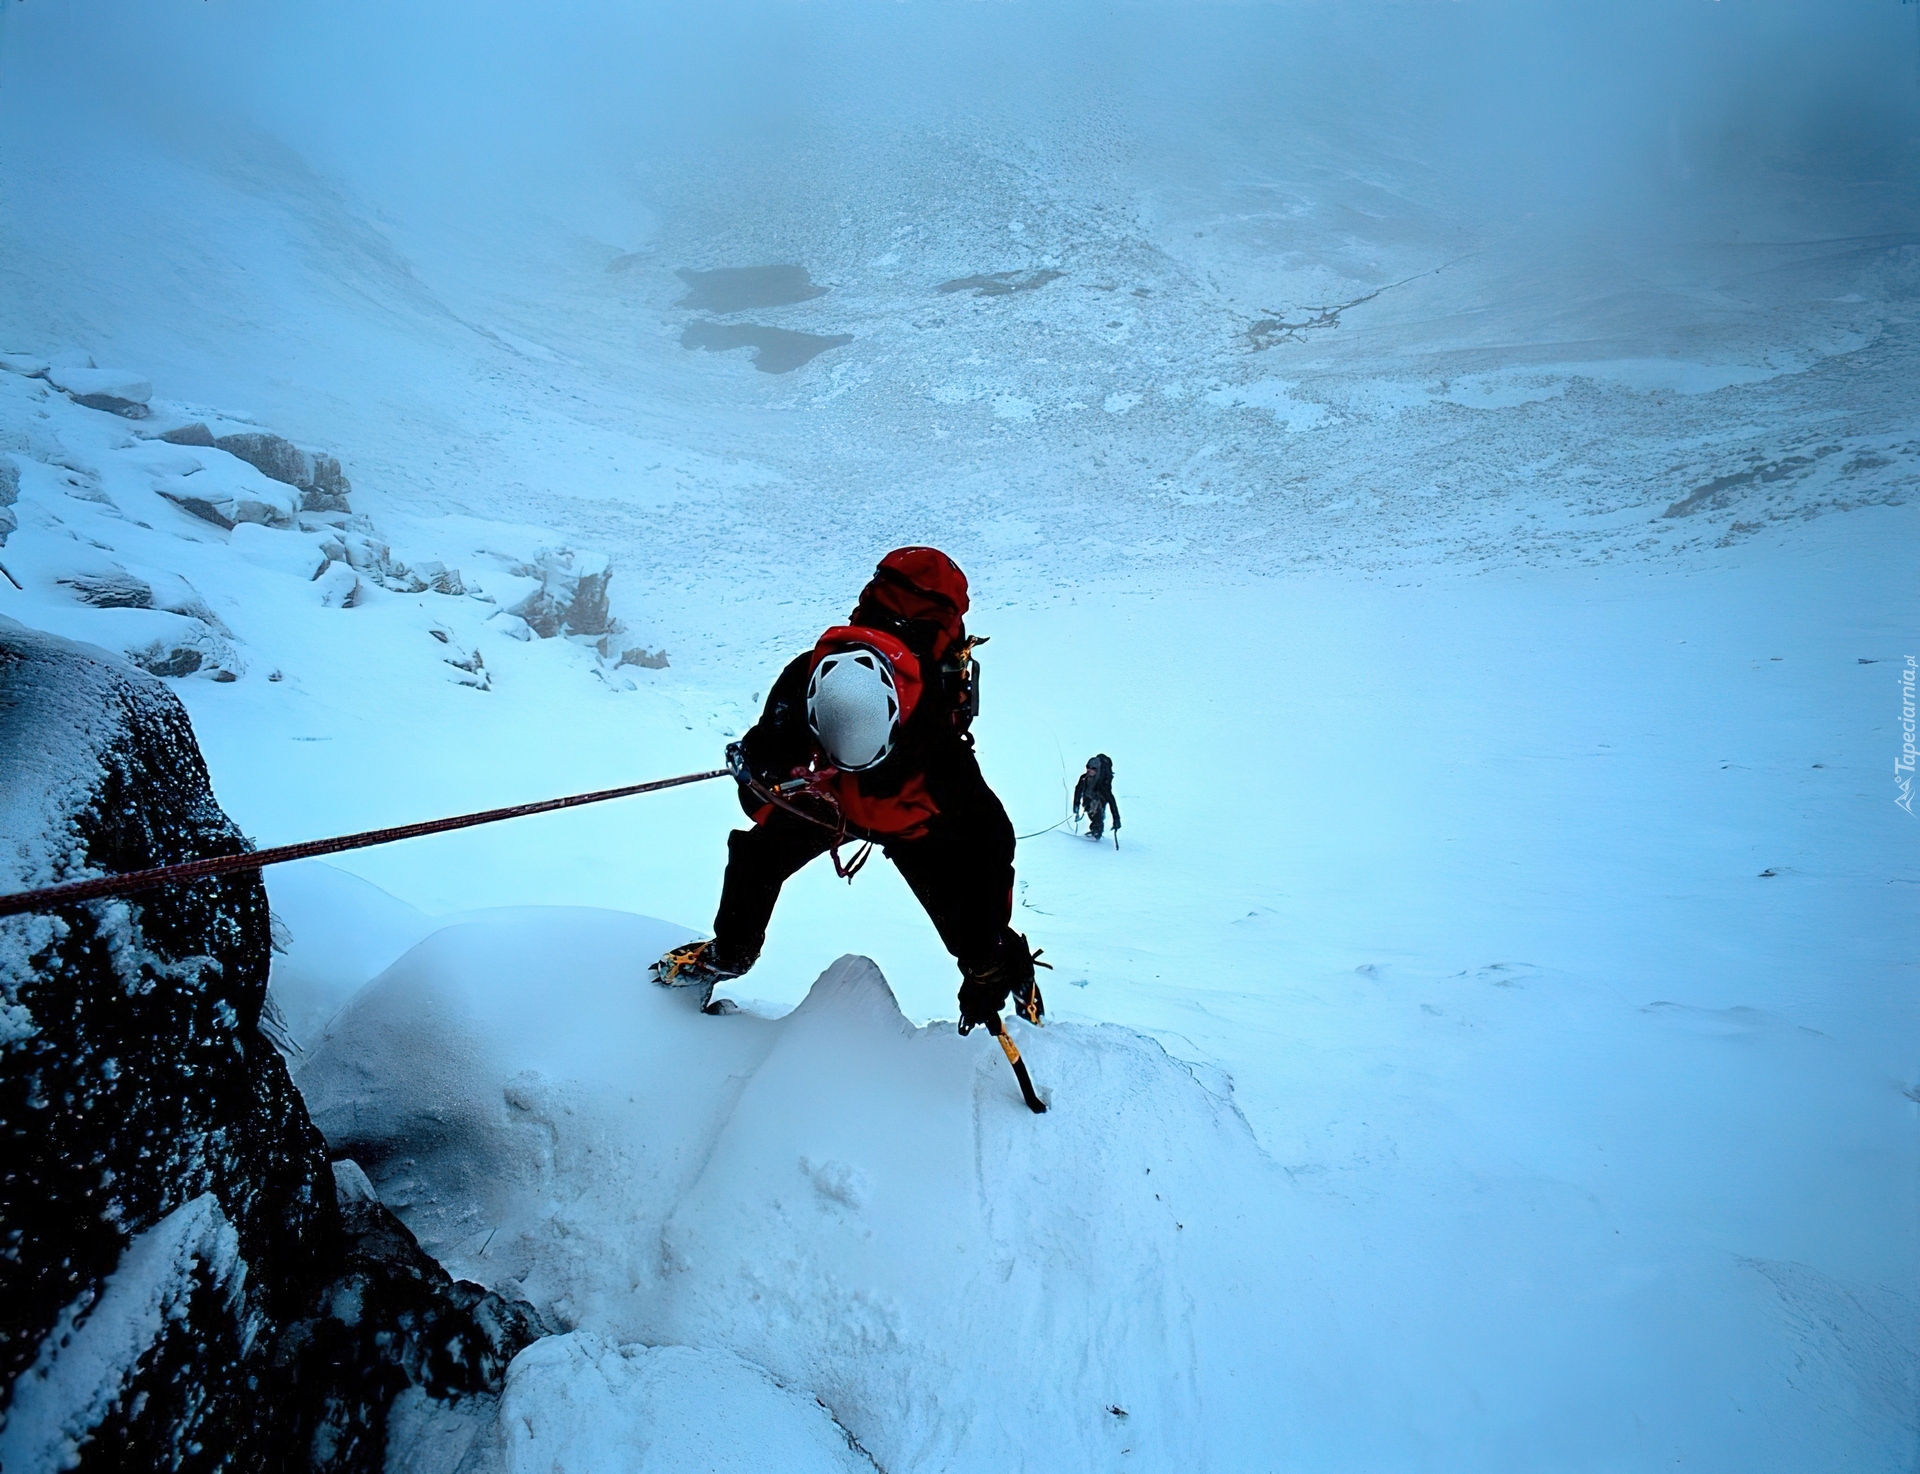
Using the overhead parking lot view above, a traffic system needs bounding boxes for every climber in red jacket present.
[651,547,1043,1031]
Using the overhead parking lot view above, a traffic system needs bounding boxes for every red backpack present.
[855,547,969,661]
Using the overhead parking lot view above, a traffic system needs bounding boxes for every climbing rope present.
[0,768,730,919]
[1016,818,1068,842]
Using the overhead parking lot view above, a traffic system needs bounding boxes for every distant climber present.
[1073,754,1121,842]
[652,547,1045,1033]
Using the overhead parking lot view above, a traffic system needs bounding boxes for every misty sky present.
[6,1,1915,253]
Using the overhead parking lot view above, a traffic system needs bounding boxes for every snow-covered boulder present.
[217,431,354,512]
[0,621,550,1472]
[153,455,302,531]
[304,451,352,513]
[111,606,240,679]
[159,421,218,448]
[46,367,152,418]
[0,617,332,1467]
[214,430,315,489]
[160,427,353,512]
[46,566,240,680]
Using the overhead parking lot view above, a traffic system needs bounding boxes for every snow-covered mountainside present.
[0,1,1914,1470]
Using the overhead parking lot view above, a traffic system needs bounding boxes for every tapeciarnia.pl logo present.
[1898,656,1916,816]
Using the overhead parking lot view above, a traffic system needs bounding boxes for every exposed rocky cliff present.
[0,618,547,1473]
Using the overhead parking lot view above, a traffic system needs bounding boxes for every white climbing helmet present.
[807,646,902,771]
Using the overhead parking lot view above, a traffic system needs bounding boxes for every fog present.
[8,1,1915,254]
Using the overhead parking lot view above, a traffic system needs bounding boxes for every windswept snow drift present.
[298,911,1331,1472]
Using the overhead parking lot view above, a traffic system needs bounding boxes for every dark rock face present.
[303,455,352,514]
[0,620,546,1472]
[214,433,315,492]
[69,394,149,419]
[0,621,322,1407]
[0,459,18,546]
[278,1183,550,1470]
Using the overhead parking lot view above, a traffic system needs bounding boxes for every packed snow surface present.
[0,0,1914,1468]
[302,926,1314,1470]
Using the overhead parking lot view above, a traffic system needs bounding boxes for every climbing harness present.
[747,769,877,881]
[0,767,730,919]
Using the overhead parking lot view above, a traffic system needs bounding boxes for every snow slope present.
[299,924,1336,1472]
[0,1,1914,1468]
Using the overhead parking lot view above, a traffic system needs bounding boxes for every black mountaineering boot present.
[651,940,751,1013]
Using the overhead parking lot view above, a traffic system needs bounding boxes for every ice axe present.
[985,1014,1048,1114]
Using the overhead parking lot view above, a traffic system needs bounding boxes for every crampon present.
[650,940,744,1012]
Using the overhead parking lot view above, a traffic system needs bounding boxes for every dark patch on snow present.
[675,265,827,313]
[936,269,1063,297]
[1661,448,1838,519]
[681,321,854,374]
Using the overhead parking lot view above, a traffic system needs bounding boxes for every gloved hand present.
[725,740,756,788]
[956,970,1010,1035]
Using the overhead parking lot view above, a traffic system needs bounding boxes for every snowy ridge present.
[297,912,1317,1472]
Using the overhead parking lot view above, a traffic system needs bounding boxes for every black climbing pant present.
[712,794,1018,974]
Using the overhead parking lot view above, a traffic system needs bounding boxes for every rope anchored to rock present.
[0,768,730,918]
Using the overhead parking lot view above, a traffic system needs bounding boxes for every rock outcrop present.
[46,367,153,419]
[0,458,17,546]
[161,426,354,515]
[507,548,622,642]
[0,619,548,1472]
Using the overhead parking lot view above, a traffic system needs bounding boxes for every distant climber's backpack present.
[1090,753,1113,794]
